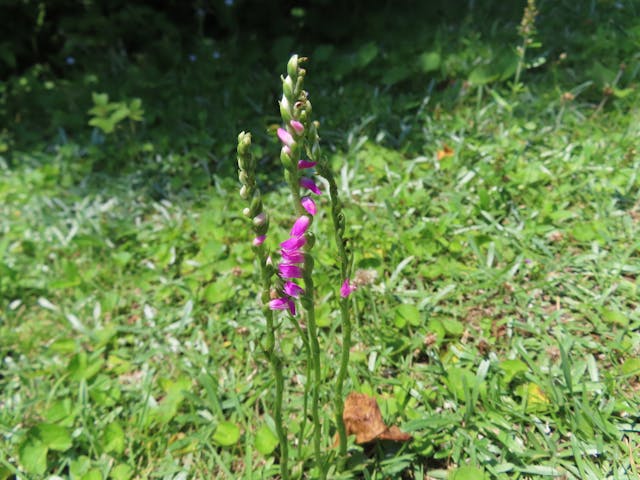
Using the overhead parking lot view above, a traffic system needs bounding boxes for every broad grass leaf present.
[446,367,476,401]
[19,439,47,475]
[451,466,489,480]
[357,42,379,68]
[102,421,125,455]
[418,51,441,73]
[255,424,279,455]
[33,423,72,451]
[81,468,103,480]
[110,464,134,480]
[394,304,421,328]
[500,359,529,384]
[620,358,640,377]
[213,421,241,447]
[203,277,235,304]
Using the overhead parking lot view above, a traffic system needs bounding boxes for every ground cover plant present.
[1,0,639,478]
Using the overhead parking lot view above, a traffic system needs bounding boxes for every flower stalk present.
[313,125,355,468]
[238,54,355,477]
[237,132,289,480]
[276,54,325,478]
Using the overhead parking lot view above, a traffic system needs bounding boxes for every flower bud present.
[283,76,294,98]
[237,131,251,153]
[305,232,316,249]
[280,146,293,170]
[287,55,299,78]
[277,127,294,148]
[290,120,304,135]
[240,184,250,199]
[253,212,267,227]
[279,97,292,123]
[243,207,251,217]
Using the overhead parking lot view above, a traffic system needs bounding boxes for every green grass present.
[1,1,640,479]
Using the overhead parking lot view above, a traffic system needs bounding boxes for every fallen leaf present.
[437,144,454,161]
[342,392,412,444]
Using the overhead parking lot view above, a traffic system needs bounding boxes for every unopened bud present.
[279,97,292,122]
[287,55,299,78]
[240,185,249,199]
[243,207,251,217]
[280,146,293,170]
[253,212,267,227]
[283,76,294,98]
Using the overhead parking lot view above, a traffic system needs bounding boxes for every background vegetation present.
[1,0,639,478]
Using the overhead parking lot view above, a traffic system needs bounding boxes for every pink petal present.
[290,120,304,134]
[281,236,306,250]
[277,128,294,147]
[287,298,296,316]
[300,177,322,195]
[281,249,304,263]
[279,264,303,278]
[298,159,317,169]
[284,281,304,298]
[301,196,316,215]
[290,215,310,237]
[269,298,289,310]
[253,235,266,246]
[340,278,357,298]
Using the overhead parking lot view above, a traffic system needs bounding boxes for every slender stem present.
[302,276,324,479]
[318,162,352,468]
[258,249,289,480]
[286,165,324,478]
[334,298,351,465]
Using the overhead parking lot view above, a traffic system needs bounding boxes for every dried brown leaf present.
[342,392,412,444]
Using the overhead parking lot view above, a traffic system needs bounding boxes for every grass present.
[1,1,640,478]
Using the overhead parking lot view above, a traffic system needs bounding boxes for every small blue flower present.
[65,56,75,65]
[225,0,234,6]
[212,51,221,60]
[188,54,197,62]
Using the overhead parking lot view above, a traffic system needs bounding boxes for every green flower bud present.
[283,76,294,99]
[279,97,292,123]
[305,232,316,249]
[280,146,293,170]
[250,195,262,216]
[240,184,250,199]
[253,212,267,227]
[287,55,298,78]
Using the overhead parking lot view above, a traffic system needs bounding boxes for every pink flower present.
[279,264,303,278]
[301,196,316,215]
[253,235,266,246]
[300,177,322,195]
[269,297,296,315]
[269,297,289,310]
[290,120,304,134]
[298,160,317,169]
[284,281,304,297]
[290,215,310,237]
[281,236,306,250]
[340,278,357,298]
[281,249,304,263]
[277,127,294,147]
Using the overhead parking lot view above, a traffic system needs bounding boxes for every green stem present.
[259,249,289,480]
[318,163,352,469]
[286,167,324,478]
[302,275,324,479]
